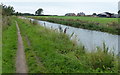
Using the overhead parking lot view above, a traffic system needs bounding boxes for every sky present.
[1,0,119,15]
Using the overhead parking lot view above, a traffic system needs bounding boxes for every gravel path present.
[15,21,28,73]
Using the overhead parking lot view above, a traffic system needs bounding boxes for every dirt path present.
[15,21,28,73]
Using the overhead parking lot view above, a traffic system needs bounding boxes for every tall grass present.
[16,17,118,73]
[0,39,1,74]
[2,16,17,73]
[2,16,11,30]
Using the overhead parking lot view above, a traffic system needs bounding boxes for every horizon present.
[1,0,119,15]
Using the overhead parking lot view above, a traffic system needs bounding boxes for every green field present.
[28,16,119,35]
[40,16,118,25]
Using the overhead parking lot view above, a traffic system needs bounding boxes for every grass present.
[40,16,118,25]
[16,17,118,73]
[2,16,17,73]
[0,14,2,73]
[28,16,120,35]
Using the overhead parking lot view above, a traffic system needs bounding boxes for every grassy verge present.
[28,16,120,35]
[2,16,17,73]
[16,17,118,73]
[0,13,2,74]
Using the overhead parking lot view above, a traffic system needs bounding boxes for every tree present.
[1,4,15,16]
[118,10,120,14]
[118,10,120,18]
[35,8,43,15]
[92,13,97,15]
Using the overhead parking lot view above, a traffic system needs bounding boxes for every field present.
[28,16,120,35]
[40,16,118,25]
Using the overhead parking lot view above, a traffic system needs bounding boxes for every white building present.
[77,12,85,16]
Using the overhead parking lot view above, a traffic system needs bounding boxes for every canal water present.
[29,18,120,54]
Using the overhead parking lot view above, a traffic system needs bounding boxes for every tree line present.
[0,3,44,16]
[14,8,43,16]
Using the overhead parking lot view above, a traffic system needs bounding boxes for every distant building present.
[113,14,118,18]
[77,12,85,16]
[97,12,114,18]
[65,13,76,16]
[118,10,120,18]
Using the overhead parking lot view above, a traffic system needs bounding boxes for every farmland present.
[28,16,120,35]
[39,16,118,24]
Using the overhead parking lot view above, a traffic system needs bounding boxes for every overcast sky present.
[1,0,119,15]
[1,0,119,2]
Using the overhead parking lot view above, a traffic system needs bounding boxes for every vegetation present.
[16,17,118,73]
[92,13,97,16]
[1,3,119,74]
[118,10,120,14]
[1,4,15,16]
[1,4,17,73]
[28,16,120,35]
[1,15,119,73]
[2,17,17,73]
[0,34,1,73]
[35,8,43,15]
[14,12,34,16]
[35,16,118,24]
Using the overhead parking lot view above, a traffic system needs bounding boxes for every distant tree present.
[93,13,97,15]
[16,12,19,16]
[118,10,120,14]
[14,12,21,16]
[118,10,120,18]
[35,8,43,15]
